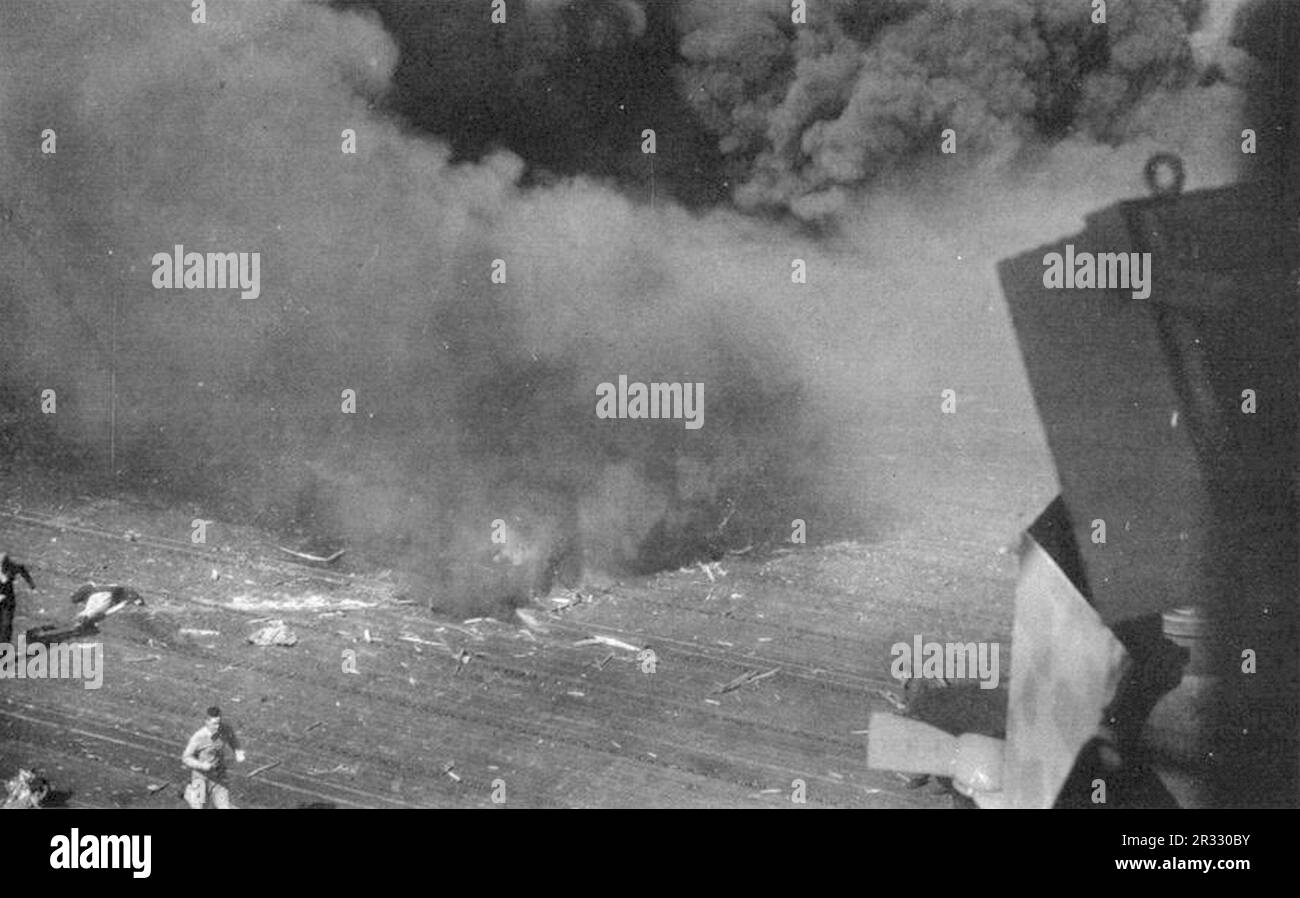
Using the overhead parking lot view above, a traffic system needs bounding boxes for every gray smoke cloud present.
[0,0,1269,614]
[0,0,840,613]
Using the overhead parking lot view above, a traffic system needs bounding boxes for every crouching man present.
[182,706,246,809]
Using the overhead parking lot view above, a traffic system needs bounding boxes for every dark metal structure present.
[996,2,1299,807]
[999,170,1296,806]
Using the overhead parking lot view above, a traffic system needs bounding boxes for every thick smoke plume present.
[675,0,1207,219]
[0,0,1269,613]
[0,0,834,612]
[349,1,1214,219]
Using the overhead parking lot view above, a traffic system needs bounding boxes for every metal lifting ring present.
[1144,153,1186,197]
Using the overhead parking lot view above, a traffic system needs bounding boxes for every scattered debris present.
[210,569,220,581]
[124,530,141,542]
[306,763,357,776]
[277,546,345,564]
[697,561,728,582]
[548,592,582,610]
[873,688,908,713]
[713,667,781,695]
[398,633,448,649]
[437,623,485,640]
[515,608,548,632]
[441,762,461,783]
[3,769,50,809]
[230,593,370,612]
[247,620,298,647]
[146,783,168,794]
[454,649,473,674]
[247,760,282,778]
[574,634,641,653]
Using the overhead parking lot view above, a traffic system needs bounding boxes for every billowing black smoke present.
[0,0,1266,614]
[345,0,1208,219]
[339,0,733,205]
[674,0,1202,218]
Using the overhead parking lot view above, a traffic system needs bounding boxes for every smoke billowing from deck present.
[0,0,1263,611]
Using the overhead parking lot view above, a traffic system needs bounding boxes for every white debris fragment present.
[277,546,345,564]
[230,593,373,612]
[697,561,727,582]
[515,608,549,632]
[247,620,298,647]
[398,633,447,648]
[574,634,642,653]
